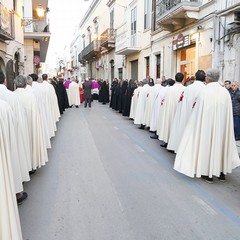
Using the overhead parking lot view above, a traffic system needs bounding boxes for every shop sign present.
[172,34,190,50]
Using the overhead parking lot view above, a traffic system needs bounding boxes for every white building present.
[0,0,24,90]
[22,0,51,75]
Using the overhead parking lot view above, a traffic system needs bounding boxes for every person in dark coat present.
[99,80,109,104]
[229,81,240,140]
[57,77,69,114]
[120,80,128,113]
[123,79,137,117]
[83,79,92,108]
[110,78,118,109]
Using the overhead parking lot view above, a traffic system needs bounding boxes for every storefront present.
[173,34,196,80]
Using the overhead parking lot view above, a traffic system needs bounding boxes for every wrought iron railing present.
[81,40,101,58]
[23,18,49,33]
[156,0,200,17]
[100,28,116,45]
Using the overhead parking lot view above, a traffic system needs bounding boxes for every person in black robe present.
[51,77,69,114]
[99,80,109,104]
[120,79,128,113]
[110,78,118,109]
[123,79,137,117]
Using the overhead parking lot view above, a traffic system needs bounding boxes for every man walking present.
[83,79,92,108]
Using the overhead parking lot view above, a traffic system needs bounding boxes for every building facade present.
[68,0,240,83]
[23,0,51,76]
[0,0,24,90]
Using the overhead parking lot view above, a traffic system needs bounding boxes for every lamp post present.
[21,4,48,26]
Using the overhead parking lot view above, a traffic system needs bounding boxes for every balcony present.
[23,18,50,62]
[156,0,201,32]
[0,3,14,40]
[100,28,116,51]
[115,28,141,55]
[80,40,101,61]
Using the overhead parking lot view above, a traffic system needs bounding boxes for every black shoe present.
[69,105,72,108]
[139,124,145,130]
[17,192,28,205]
[150,135,158,139]
[29,169,36,175]
[201,175,213,184]
[218,173,226,182]
[167,150,175,154]
[76,105,79,108]
[160,143,168,148]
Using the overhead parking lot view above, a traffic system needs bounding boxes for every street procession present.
[1,0,240,239]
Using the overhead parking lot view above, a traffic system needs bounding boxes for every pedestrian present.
[224,80,232,91]
[98,80,109,104]
[229,81,240,140]
[56,76,69,114]
[83,79,93,108]
[68,77,80,108]
[174,68,240,183]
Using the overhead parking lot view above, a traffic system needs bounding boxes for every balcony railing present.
[0,3,14,40]
[100,28,116,49]
[156,0,201,31]
[115,29,141,55]
[80,40,101,61]
[23,18,49,33]
[156,0,201,19]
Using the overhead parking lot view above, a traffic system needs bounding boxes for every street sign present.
[33,55,40,65]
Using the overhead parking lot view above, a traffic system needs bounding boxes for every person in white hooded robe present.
[14,75,48,170]
[157,73,185,147]
[0,72,31,182]
[150,79,174,139]
[134,79,151,129]
[167,70,206,152]
[143,79,162,128]
[0,99,23,240]
[174,68,240,183]
[129,81,142,120]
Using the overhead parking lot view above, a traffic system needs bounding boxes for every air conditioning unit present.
[227,12,240,25]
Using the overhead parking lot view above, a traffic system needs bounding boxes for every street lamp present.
[21,4,47,26]
[36,4,45,18]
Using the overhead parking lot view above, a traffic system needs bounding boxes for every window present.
[13,0,17,11]
[145,57,150,77]
[152,0,160,31]
[87,27,91,43]
[131,7,137,46]
[144,0,151,29]
[118,68,123,80]
[110,9,114,29]
[82,35,86,49]
[156,54,161,78]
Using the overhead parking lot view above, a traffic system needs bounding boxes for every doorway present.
[131,60,138,80]
[178,46,195,80]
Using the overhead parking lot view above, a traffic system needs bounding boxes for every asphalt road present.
[19,101,240,240]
